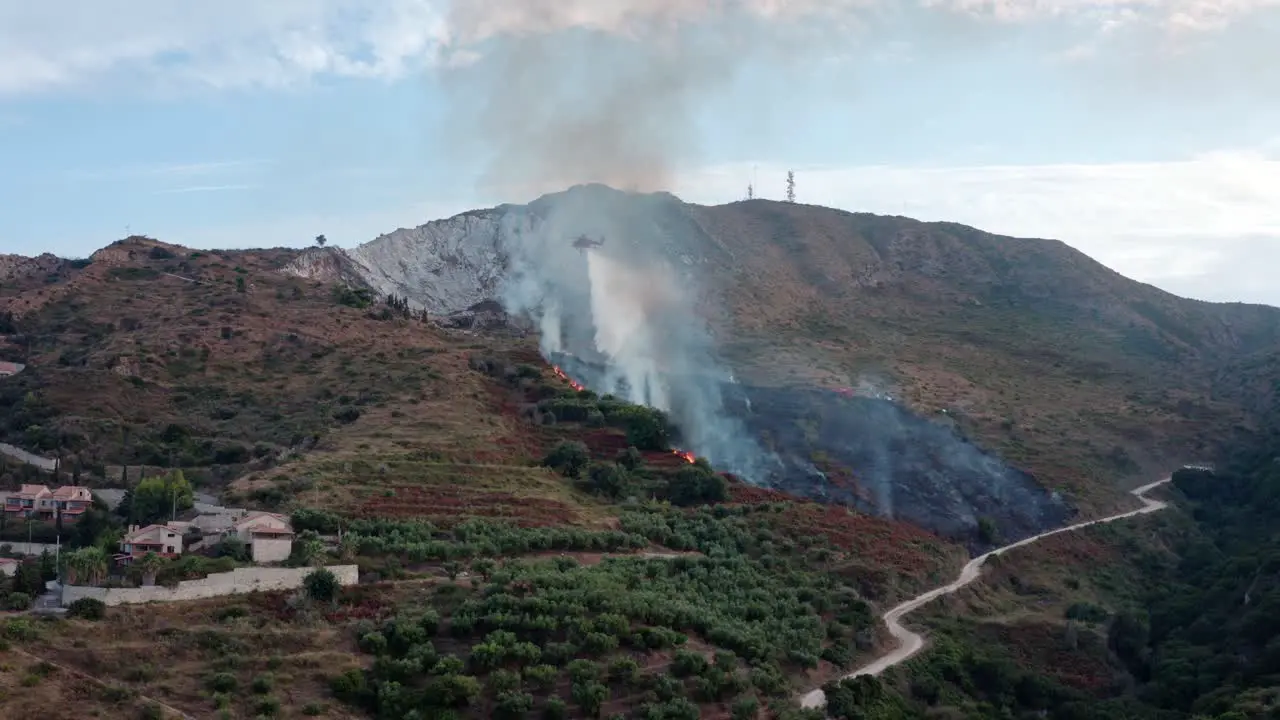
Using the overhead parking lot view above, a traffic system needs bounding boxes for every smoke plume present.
[424,2,867,479]
[436,0,860,197]
[488,184,783,480]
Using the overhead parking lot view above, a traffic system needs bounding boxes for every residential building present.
[4,484,94,520]
[0,361,24,377]
[4,484,51,515]
[220,512,295,563]
[118,524,187,562]
[50,486,94,517]
[0,557,18,577]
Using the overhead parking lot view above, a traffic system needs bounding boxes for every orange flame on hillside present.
[672,450,695,464]
[551,365,585,392]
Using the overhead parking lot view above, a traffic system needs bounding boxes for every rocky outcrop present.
[280,246,371,289]
[342,210,514,314]
[0,253,62,281]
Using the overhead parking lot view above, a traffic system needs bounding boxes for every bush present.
[333,408,361,425]
[207,673,238,693]
[665,466,728,507]
[304,568,340,602]
[581,463,631,499]
[292,508,343,534]
[543,697,568,720]
[333,286,374,309]
[543,441,590,478]
[252,674,274,694]
[256,695,281,716]
[1065,602,1110,624]
[2,593,32,611]
[67,597,106,620]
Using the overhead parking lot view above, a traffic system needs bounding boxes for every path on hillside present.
[799,476,1173,711]
[0,442,56,472]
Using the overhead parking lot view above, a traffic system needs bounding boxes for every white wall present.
[0,541,60,556]
[250,537,292,563]
[60,564,359,607]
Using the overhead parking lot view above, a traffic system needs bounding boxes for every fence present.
[60,564,359,607]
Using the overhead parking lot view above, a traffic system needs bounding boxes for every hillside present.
[0,235,969,718]
[289,184,1280,518]
[822,424,1280,719]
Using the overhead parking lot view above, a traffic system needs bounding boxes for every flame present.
[551,365,585,392]
[672,450,695,464]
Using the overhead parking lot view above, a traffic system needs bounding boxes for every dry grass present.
[13,597,368,720]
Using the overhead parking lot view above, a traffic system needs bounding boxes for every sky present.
[0,0,1278,306]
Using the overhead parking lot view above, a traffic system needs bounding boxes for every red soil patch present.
[357,485,577,527]
[998,528,1119,572]
[728,484,792,504]
[774,503,948,571]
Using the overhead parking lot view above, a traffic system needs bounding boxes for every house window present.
[166,546,174,553]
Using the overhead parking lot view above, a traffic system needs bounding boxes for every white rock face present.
[344,210,518,314]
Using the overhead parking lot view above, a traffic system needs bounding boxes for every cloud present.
[0,0,1271,97]
[675,148,1280,305]
[68,159,270,182]
[0,0,448,96]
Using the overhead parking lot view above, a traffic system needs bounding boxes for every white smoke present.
[494,186,779,481]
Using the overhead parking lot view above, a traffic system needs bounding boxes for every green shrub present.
[207,672,238,693]
[543,441,590,478]
[304,568,340,602]
[252,673,274,693]
[66,597,107,620]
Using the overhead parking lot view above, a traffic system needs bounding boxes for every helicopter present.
[571,234,605,252]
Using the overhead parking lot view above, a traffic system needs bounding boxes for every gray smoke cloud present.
[490,184,785,480]
[436,0,859,197]
[423,1,864,479]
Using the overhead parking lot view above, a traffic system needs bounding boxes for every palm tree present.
[135,551,164,587]
[64,548,91,585]
[68,546,110,586]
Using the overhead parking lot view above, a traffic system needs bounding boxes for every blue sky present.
[1,0,1278,304]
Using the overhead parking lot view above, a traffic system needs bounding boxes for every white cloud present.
[0,0,1270,96]
[0,0,448,95]
[67,159,270,182]
[676,149,1280,305]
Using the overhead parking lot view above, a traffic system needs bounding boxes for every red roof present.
[51,486,92,500]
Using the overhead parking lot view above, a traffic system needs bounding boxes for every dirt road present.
[799,476,1173,710]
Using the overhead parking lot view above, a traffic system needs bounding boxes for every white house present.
[232,512,295,563]
[118,524,187,562]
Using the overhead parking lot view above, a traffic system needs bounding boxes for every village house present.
[117,523,187,562]
[185,509,295,563]
[0,557,19,577]
[3,484,93,520]
[227,512,295,563]
[0,361,24,377]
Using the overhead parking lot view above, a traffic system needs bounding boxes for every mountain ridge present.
[277,185,1280,514]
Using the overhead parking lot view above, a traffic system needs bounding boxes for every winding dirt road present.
[799,476,1173,710]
